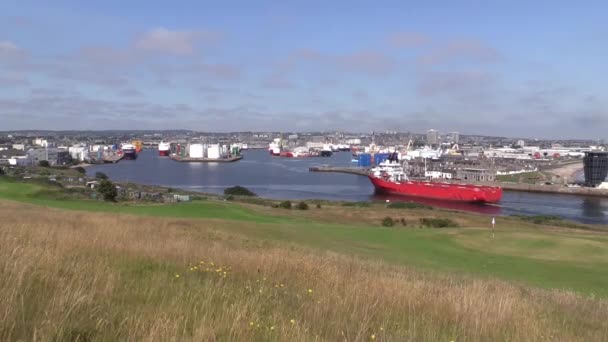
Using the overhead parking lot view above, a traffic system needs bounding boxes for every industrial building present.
[27,148,71,166]
[583,151,608,187]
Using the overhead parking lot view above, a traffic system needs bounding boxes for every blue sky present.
[0,1,606,138]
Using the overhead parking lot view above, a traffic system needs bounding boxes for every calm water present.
[87,149,608,224]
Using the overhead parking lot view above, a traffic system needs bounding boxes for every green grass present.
[0,178,283,223]
[496,171,548,184]
[2,177,608,297]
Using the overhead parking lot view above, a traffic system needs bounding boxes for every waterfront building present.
[583,151,608,187]
[455,168,496,182]
[27,148,71,166]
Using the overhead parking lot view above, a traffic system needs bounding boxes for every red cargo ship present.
[369,161,502,203]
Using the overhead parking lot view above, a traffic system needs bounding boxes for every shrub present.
[95,172,108,180]
[278,200,292,209]
[316,203,322,209]
[512,214,586,229]
[38,160,50,167]
[225,195,235,201]
[296,201,309,210]
[381,217,395,227]
[387,201,432,210]
[420,217,459,228]
[74,166,86,174]
[400,218,407,226]
[224,185,257,197]
[97,179,117,202]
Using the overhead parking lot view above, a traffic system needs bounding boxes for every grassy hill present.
[1,177,608,340]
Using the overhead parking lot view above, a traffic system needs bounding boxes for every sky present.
[0,1,607,139]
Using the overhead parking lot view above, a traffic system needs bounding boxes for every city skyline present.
[1,1,607,139]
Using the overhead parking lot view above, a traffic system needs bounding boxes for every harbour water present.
[87,149,608,224]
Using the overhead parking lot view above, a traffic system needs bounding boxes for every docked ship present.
[320,144,333,157]
[279,146,310,158]
[268,139,282,156]
[132,140,143,153]
[158,142,171,156]
[120,143,137,160]
[368,158,502,203]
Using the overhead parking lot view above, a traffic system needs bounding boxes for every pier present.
[309,166,369,176]
[170,155,243,163]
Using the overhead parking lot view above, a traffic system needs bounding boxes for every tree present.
[224,185,257,197]
[296,201,309,210]
[97,179,117,202]
[38,160,50,167]
[0,167,5,176]
[95,172,108,180]
[74,166,86,174]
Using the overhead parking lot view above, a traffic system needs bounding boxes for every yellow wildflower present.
[290,319,295,324]
[308,289,313,294]
[249,321,254,327]
[270,326,275,331]
[280,283,284,287]
[371,334,376,340]
[175,274,180,278]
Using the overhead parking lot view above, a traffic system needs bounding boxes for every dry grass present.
[1,201,607,341]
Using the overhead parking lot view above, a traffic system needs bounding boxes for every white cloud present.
[0,40,26,61]
[0,40,19,53]
[134,27,219,55]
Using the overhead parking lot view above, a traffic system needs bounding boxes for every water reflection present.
[582,198,605,220]
[373,193,502,215]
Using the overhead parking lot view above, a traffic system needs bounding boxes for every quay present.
[470,181,608,197]
[102,154,124,163]
[170,155,243,163]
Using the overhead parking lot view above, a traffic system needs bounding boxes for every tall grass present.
[1,201,607,341]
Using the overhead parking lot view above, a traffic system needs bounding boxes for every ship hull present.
[320,150,332,157]
[158,150,170,156]
[369,176,502,203]
[122,151,137,160]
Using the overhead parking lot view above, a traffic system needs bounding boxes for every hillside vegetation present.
[1,178,608,340]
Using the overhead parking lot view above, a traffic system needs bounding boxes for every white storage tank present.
[207,144,221,159]
[189,144,204,158]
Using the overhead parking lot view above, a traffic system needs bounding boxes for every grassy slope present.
[4,205,607,341]
[2,177,608,296]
